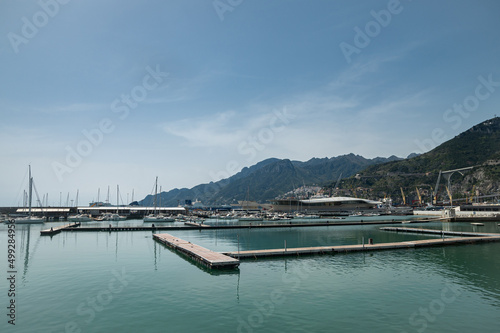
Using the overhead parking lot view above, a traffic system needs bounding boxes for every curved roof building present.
[271,196,381,213]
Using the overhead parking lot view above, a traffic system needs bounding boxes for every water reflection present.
[6,219,500,305]
[22,225,31,280]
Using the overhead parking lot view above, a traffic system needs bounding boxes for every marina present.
[2,2,499,331]
[36,218,500,269]
[2,218,500,332]
[35,217,439,235]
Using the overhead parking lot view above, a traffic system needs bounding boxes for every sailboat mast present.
[28,165,32,217]
[154,177,158,215]
[116,185,119,214]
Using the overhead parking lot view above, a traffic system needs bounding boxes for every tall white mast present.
[116,185,119,214]
[28,165,32,217]
[154,177,158,215]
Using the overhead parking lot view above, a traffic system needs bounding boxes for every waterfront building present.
[271,195,381,214]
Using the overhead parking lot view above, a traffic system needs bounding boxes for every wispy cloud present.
[163,111,247,147]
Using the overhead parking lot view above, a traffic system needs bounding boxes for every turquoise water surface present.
[1,220,499,332]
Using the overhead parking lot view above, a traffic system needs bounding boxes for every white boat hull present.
[144,215,175,222]
[238,217,263,221]
[15,217,45,224]
[68,216,92,222]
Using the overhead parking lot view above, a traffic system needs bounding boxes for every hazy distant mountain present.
[406,152,421,159]
[139,154,401,206]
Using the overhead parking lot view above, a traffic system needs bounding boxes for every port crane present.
[400,187,406,205]
[416,187,422,205]
[432,167,474,204]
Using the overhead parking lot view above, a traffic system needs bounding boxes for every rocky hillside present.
[333,117,500,204]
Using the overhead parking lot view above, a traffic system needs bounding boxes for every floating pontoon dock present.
[39,218,438,235]
[153,233,240,269]
[40,223,80,236]
[222,227,500,259]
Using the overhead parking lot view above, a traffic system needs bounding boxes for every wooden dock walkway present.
[223,229,500,259]
[153,233,239,269]
[61,225,197,232]
[379,226,500,238]
[40,223,80,236]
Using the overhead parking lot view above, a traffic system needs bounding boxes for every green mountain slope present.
[335,117,500,203]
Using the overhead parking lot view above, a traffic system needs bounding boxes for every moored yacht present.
[143,177,174,223]
[15,166,45,224]
[68,214,93,222]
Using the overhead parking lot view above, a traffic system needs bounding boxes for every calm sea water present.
[1,219,499,333]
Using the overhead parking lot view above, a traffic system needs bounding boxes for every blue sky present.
[1,0,499,206]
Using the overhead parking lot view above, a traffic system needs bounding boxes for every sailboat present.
[15,166,45,224]
[68,190,92,222]
[107,185,127,221]
[144,177,174,222]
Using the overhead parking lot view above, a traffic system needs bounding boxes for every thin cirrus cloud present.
[163,111,249,148]
[162,88,360,151]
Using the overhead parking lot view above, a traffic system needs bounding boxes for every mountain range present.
[140,117,500,207]
[140,154,402,207]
